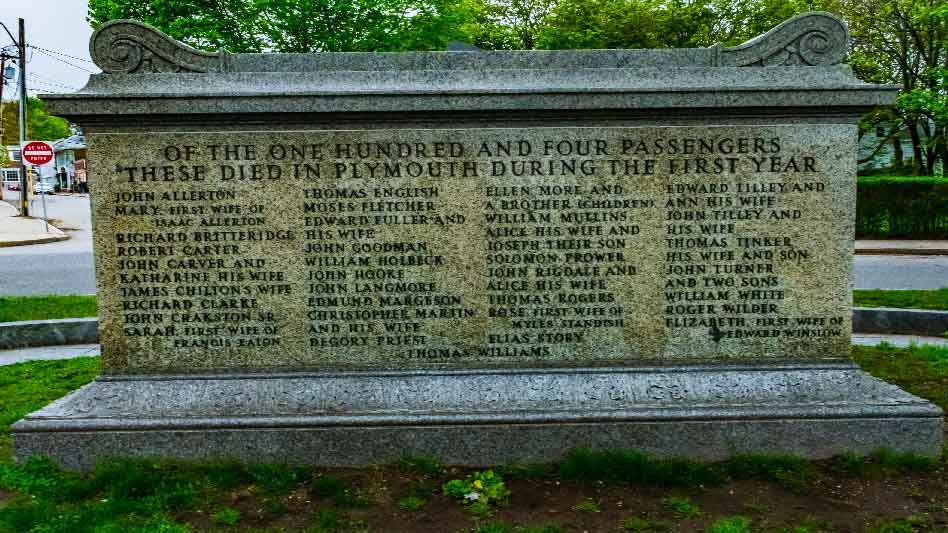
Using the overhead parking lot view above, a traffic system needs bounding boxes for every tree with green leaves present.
[87,0,475,53]
[0,98,72,146]
[541,0,844,50]
[88,0,942,173]
[841,0,948,174]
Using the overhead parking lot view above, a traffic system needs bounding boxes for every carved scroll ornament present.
[716,11,849,67]
[90,19,230,73]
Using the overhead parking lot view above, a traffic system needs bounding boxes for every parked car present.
[33,181,55,194]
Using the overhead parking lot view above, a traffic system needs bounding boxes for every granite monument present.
[15,12,943,469]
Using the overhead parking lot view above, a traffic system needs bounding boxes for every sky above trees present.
[0,0,95,98]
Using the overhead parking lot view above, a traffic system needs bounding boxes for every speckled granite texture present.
[14,362,944,470]
[16,11,942,468]
[0,318,98,349]
[87,125,855,371]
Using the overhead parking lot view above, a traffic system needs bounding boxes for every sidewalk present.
[0,343,100,366]
[855,240,948,255]
[2,336,946,366]
[0,200,69,247]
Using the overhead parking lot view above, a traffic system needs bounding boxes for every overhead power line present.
[31,47,95,73]
[28,70,79,87]
[27,76,78,91]
[27,44,95,65]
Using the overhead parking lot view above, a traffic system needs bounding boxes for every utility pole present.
[17,18,28,217]
[0,53,5,202]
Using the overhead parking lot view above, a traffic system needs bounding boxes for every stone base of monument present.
[14,361,942,471]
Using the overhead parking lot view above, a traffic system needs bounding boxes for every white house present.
[1,135,88,192]
[1,145,21,187]
[51,134,87,191]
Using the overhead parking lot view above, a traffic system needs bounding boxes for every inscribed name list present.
[90,125,854,369]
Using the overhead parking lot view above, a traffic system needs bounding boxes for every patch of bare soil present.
[174,464,948,532]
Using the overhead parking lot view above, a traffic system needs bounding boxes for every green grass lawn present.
[0,357,100,462]
[857,175,948,184]
[0,344,946,531]
[0,295,97,323]
[853,288,948,311]
[852,342,948,411]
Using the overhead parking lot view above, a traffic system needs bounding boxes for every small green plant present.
[247,463,308,496]
[830,452,870,477]
[740,501,769,514]
[557,449,724,487]
[788,516,835,533]
[573,497,601,513]
[397,455,443,476]
[311,474,370,508]
[496,462,556,480]
[662,496,700,519]
[867,515,933,533]
[406,479,438,498]
[311,509,342,532]
[623,516,671,531]
[212,507,240,526]
[264,497,288,515]
[398,495,426,511]
[474,522,511,533]
[723,455,812,493]
[870,449,940,473]
[830,449,941,479]
[708,516,752,533]
[443,469,511,515]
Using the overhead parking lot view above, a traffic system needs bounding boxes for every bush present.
[443,469,510,515]
[856,176,948,238]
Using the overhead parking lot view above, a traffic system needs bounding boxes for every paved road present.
[0,193,97,296]
[0,191,945,295]
[854,255,948,290]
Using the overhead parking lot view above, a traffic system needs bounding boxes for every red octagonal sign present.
[22,141,54,166]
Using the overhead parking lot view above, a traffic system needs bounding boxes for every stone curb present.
[1,310,945,350]
[854,248,948,256]
[0,318,99,350]
[0,234,70,248]
[853,307,948,337]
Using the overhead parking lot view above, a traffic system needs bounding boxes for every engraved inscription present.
[90,126,854,369]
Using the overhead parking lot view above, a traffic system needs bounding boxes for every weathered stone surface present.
[853,307,948,337]
[91,125,854,371]
[14,362,944,470]
[16,12,942,467]
[0,318,99,350]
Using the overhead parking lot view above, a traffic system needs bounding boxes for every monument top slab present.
[89,11,850,73]
[45,11,894,118]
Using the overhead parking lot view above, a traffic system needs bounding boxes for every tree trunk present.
[892,129,904,165]
[921,121,936,175]
[907,122,927,175]
[936,125,948,177]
